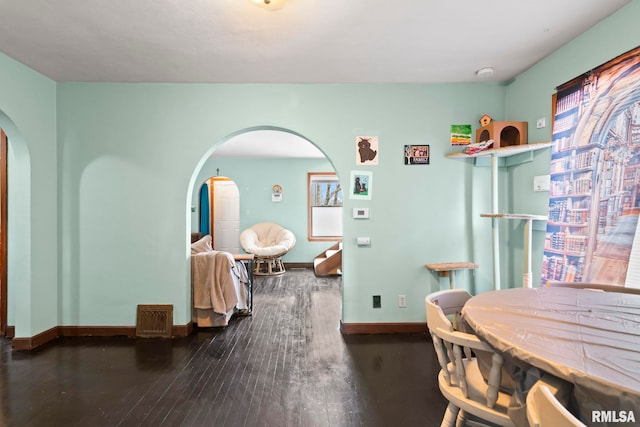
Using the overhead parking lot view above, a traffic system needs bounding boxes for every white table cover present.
[461,287,640,421]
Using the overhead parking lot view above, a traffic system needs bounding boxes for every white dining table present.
[461,286,640,423]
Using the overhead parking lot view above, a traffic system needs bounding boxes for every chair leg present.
[441,403,460,427]
[253,256,286,276]
[253,259,263,275]
[455,410,467,427]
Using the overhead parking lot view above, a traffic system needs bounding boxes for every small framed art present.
[404,145,430,165]
[349,170,372,200]
[450,124,472,145]
[356,136,379,165]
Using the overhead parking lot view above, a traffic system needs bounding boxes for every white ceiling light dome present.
[250,0,287,10]
[476,67,495,79]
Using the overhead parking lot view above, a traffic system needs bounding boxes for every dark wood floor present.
[0,268,447,427]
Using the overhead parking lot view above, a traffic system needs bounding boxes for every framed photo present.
[404,145,430,165]
[349,170,372,200]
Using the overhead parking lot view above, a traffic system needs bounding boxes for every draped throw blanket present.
[191,251,238,315]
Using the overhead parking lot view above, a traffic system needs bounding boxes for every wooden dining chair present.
[526,374,586,427]
[426,289,516,427]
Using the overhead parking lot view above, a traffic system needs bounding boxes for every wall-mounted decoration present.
[356,136,378,165]
[542,45,640,287]
[479,114,493,127]
[349,170,372,200]
[272,184,283,202]
[476,121,527,147]
[450,124,472,145]
[404,145,430,165]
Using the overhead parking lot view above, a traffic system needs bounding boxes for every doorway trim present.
[1,129,7,336]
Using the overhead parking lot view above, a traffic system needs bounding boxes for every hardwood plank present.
[0,269,447,426]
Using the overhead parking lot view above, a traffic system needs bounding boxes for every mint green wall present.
[503,0,640,288]
[55,82,504,327]
[2,2,637,338]
[193,156,338,262]
[0,53,57,337]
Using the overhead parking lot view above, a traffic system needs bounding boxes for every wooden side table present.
[425,262,479,289]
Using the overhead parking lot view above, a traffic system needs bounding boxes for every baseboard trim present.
[13,321,426,348]
[58,326,137,338]
[11,322,195,351]
[284,262,313,269]
[172,322,193,337]
[340,321,427,334]
[12,326,59,351]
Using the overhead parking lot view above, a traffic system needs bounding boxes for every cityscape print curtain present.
[542,46,640,286]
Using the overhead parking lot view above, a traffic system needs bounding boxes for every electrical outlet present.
[398,295,407,308]
[536,117,546,129]
[373,295,381,308]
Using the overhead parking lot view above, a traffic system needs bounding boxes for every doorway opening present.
[188,126,343,314]
[199,176,241,253]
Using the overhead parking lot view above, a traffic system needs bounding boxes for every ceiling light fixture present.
[476,67,495,79]
[250,0,287,9]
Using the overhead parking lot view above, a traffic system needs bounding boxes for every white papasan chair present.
[240,222,296,275]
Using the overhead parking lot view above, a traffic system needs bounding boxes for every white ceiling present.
[0,0,629,84]
[0,0,630,157]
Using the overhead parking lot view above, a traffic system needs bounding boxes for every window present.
[308,172,342,241]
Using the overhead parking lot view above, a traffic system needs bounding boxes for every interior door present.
[210,178,240,253]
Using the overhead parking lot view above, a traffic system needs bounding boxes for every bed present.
[191,235,250,327]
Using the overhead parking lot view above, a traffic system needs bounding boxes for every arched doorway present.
[188,125,342,281]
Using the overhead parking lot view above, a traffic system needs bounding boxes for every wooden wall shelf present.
[445,141,551,159]
[480,213,547,221]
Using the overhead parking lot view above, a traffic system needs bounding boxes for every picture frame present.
[450,124,472,145]
[349,170,372,200]
[355,136,379,165]
[404,145,430,165]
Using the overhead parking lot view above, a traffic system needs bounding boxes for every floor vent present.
[136,304,173,338]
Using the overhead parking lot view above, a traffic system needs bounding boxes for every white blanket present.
[191,251,238,315]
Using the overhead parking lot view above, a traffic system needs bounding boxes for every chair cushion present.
[240,222,296,257]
